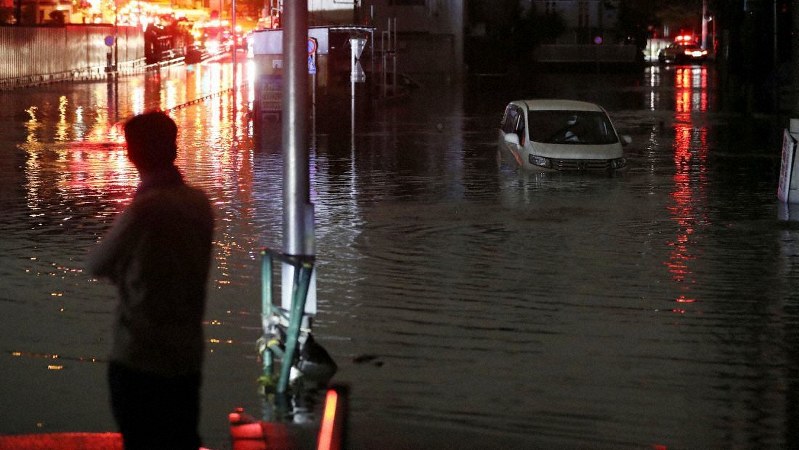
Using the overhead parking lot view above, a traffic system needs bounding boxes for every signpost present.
[104,35,115,73]
[350,37,366,83]
[308,38,317,76]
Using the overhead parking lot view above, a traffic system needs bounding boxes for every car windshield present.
[528,110,619,145]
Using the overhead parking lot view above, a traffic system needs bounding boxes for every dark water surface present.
[1,60,798,449]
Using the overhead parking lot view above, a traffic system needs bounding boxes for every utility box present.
[256,74,282,121]
[778,119,799,204]
[253,74,282,151]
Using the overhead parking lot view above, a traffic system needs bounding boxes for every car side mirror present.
[504,133,520,146]
[620,135,632,146]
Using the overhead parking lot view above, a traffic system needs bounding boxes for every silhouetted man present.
[87,110,214,450]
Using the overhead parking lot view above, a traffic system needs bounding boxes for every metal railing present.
[533,44,639,63]
[0,24,144,89]
[257,248,315,394]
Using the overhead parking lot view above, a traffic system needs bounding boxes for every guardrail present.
[533,44,640,64]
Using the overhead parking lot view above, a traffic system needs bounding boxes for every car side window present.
[501,106,518,134]
[513,107,525,144]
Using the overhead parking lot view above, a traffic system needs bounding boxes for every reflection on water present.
[1,62,798,449]
[668,65,709,309]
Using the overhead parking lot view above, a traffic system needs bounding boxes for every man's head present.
[124,111,178,172]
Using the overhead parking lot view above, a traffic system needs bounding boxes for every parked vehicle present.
[498,99,630,172]
[196,22,234,55]
[658,43,708,64]
[144,18,193,65]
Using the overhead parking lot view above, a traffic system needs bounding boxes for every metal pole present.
[702,0,708,49]
[261,251,273,376]
[773,0,778,69]
[232,0,236,56]
[281,0,316,315]
[282,0,310,257]
[380,30,390,97]
[114,0,118,71]
[392,17,397,95]
[277,262,312,393]
[351,44,356,148]
[794,0,799,115]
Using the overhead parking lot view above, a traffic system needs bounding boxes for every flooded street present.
[1,58,799,449]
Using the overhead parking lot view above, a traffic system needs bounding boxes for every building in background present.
[529,0,623,44]
[257,0,465,83]
[353,0,465,82]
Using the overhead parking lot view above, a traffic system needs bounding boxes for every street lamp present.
[701,0,707,49]
[114,0,118,71]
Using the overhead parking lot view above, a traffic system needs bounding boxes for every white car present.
[499,99,630,172]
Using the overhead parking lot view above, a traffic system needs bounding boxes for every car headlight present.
[610,157,626,169]
[529,155,551,168]
[206,39,220,54]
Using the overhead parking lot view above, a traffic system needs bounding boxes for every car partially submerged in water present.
[498,99,630,172]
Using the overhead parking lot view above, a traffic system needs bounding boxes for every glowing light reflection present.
[666,65,708,310]
[317,389,340,450]
[56,96,68,142]
[17,58,257,357]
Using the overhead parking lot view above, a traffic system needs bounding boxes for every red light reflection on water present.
[674,66,708,113]
[11,62,257,391]
[666,66,709,310]
[20,59,252,210]
[21,97,137,213]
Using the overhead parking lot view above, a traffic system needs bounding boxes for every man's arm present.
[86,207,137,280]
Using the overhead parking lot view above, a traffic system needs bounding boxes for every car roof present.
[511,99,605,112]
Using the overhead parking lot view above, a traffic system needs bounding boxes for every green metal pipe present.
[261,249,274,377]
[277,262,313,394]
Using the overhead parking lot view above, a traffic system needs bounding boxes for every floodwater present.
[1,57,799,449]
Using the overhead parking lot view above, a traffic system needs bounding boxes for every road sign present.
[350,37,366,60]
[351,62,365,83]
[350,37,367,83]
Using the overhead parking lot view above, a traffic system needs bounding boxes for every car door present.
[500,105,525,165]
